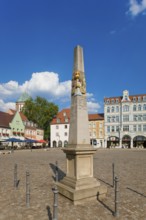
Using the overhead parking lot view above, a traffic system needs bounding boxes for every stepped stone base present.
[57,147,107,205]
[57,176,107,205]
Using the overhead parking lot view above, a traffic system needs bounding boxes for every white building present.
[50,109,70,147]
[104,90,146,148]
[50,108,105,148]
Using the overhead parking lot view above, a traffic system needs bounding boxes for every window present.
[56,132,59,137]
[116,106,119,112]
[138,125,141,131]
[107,107,110,113]
[111,116,115,122]
[56,125,59,129]
[138,115,142,121]
[123,105,129,112]
[111,106,114,112]
[111,126,114,132]
[116,126,119,132]
[143,114,146,121]
[138,105,142,111]
[123,125,129,131]
[133,125,136,131]
[116,99,119,103]
[64,125,68,129]
[107,126,110,133]
[133,115,137,121]
[93,123,96,128]
[64,132,68,136]
[123,115,129,122]
[143,104,146,111]
[133,105,136,111]
[107,116,110,122]
[143,124,146,131]
[116,116,119,122]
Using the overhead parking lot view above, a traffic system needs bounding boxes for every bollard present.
[14,164,17,188]
[55,161,58,182]
[52,185,58,220]
[112,163,115,187]
[114,176,119,217]
[26,171,30,207]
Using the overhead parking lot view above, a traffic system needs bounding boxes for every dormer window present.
[133,97,136,102]
[63,112,66,117]
[138,96,141,102]
[65,118,68,123]
[111,99,115,104]
[116,99,119,103]
[57,118,60,123]
[143,96,146,101]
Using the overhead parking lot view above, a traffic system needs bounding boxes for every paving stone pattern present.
[0,148,146,220]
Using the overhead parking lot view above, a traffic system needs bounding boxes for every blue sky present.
[0,0,146,113]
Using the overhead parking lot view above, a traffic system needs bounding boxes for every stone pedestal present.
[57,147,107,205]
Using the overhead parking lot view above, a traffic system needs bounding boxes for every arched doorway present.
[58,140,62,147]
[107,136,119,148]
[53,141,57,147]
[133,136,146,148]
[122,135,131,148]
[64,140,68,147]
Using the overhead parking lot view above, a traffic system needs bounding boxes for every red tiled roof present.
[51,108,104,125]
[51,108,70,124]
[0,111,14,128]
[88,113,104,120]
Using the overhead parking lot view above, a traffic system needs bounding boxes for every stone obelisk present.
[57,45,107,205]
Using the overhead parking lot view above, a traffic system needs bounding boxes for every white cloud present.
[0,71,101,113]
[128,0,146,16]
[22,72,71,98]
[87,101,101,113]
[0,99,15,112]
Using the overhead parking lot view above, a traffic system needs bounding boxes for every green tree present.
[22,96,58,140]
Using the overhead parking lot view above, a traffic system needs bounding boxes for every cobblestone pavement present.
[0,148,146,220]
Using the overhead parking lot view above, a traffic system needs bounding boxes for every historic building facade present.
[104,90,146,148]
[50,108,104,148]
[0,93,44,145]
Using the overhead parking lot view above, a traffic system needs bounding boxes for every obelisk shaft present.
[68,45,90,147]
[73,45,84,72]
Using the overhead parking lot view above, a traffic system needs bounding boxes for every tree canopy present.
[22,96,58,140]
